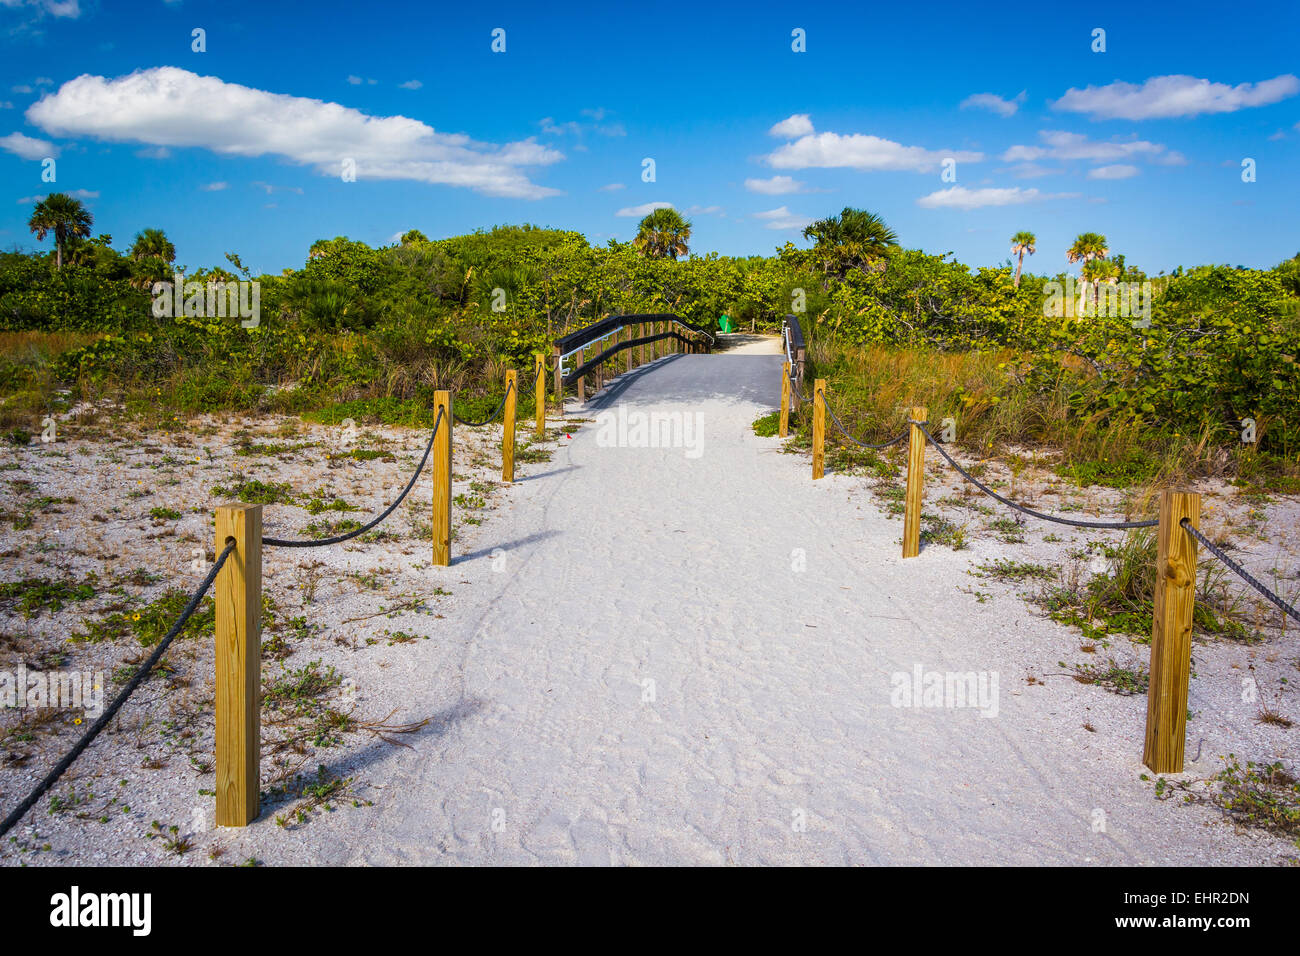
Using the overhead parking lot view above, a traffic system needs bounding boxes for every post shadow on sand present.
[454,528,561,564]
[260,697,486,827]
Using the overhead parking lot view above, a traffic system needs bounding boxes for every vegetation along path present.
[230,340,1282,865]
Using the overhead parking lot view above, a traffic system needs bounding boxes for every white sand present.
[2,342,1295,865]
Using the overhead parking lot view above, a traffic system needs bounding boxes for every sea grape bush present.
[2,227,1297,452]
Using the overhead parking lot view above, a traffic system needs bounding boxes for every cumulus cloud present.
[1052,73,1299,120]
[26,67,564,198]
[769,114,814,138]
[0,131,56,159]
[615,201,673,217]
[753,205,812,230]
[764,114,981,172]
[1002,130,1183,167]
[17,188,97,204]
[744,175,806,195]
[960,91,1027,117]
[1087,164,1139,180]
[540,110,625,139]
[0,0,81,16]
[916,186,1077,210]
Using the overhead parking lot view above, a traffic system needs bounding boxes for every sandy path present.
[201,347,1288,866]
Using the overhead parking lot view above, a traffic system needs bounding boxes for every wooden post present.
[779,362,791,438]
[215,503,261,827]
[534,353,546,438]
[1143,491,1201,774]
[625,325,633,372]
[432,390,452,566]
[577,347,585,403]
[812,379,826,479]
[902,405,927,559]
[502,370,517,483]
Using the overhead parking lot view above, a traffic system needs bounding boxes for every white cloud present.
[252,181,303,195]
[769,114,814,138]
[1052,73,1299,120]
[200,181,228,191]
[959,91,1027,117]
[753,205,812,230]
[1087,164,1139,180]
[398,80,423,90]
[597,182,625,192]
[12,85,33,95]
[0,0,81,17]
[17,187,97,204]
[346,75,363,85]
[0,131,56,159]
[540,110,625,138]
[1002,130,1180,167]
[744,175,806,195]
[683,204,722,216]
[26,67,564,199]
[916,186,1077,210]
[136,145,170,159]
[615,201,673,217]
[0,102,12,110]
[765,115,981,173]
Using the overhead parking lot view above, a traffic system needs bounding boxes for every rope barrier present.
[1180,518,1300,625]
[822,400,908,450]
[912,420,1158,530]
[0,539,238,840]
[262,407,444,548]
[452,380,514,427]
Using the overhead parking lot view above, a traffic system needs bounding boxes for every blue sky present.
[1,0,1297,276]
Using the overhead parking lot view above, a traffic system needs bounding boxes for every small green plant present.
[148,506,181,521]
[211,478,294,505]
[752,411,780,438]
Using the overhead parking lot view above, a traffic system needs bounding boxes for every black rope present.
[453,381,513,427]
[0,540,237,841]
[263,408,444,548]
[1181,519,1300,624]
[913,420,1158,530]
[822,399,909,450]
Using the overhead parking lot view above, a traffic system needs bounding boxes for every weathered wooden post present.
[577,347,586,403]
[812,379,826,479]
[215,503,261,827]
[902,405,927,558]
[625,324,633,372]
[779,362,791,438]
[502,370,517,483]
[534,353,546,438]
[432,390,452,566]
[1143,490,1201,773]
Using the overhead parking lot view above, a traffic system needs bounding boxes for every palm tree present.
[129,228,176,289]
[633,207,692,259]
[130,228,175,263]
[1010,230,1036,288]
[1066,231,1109,306]
[27,192,94,270]
[802,207,899,279]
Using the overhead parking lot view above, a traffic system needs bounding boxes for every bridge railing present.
[551,313,713,407]
[781,315,807,411]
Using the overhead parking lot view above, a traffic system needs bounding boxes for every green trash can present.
[718,314,733,333]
